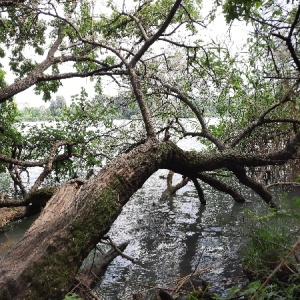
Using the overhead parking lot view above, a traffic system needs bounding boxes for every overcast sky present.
[10,1,250,109]
[15,77,95,108]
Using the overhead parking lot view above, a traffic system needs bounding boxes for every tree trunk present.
[0,139,298,299]
[0,139,165,300]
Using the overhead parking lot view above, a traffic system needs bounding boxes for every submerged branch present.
[160,170,189,200]
[191,178,206,205]
[230,166,276,207]
[197,172,246,203]
[74,242,129,291]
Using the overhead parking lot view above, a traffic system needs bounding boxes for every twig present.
[266,182,300,190]
[173,268,208,293]
[251,237,300,300]
[102,236,135,262]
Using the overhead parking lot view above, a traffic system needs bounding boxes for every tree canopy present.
[0,0,298,195]
[0,0,299,298]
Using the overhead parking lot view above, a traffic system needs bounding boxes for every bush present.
[63,293,82,300]
[217,194,300,299]
[241,195,300,281]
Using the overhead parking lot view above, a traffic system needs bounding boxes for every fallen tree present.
[0,135,299,299]
[0,0,300,299]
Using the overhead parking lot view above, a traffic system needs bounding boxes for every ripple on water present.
[95,169,257,299]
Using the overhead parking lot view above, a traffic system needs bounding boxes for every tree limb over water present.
[0,0,299,298]
[0,138,299,298]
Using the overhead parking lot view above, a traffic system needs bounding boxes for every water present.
[1,120,299,298]
[1,171,297,299]
[94,171,293,299]
[0,214,39,255]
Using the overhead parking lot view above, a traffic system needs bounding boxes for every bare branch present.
[130,0,183,67]
[25,141,74,200]
[155,78,225,150]
[197,173,246,203]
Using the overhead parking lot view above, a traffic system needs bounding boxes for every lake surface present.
[1,169,298,299]
[95,170,295,299]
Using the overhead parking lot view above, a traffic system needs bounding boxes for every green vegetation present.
[242,195,300,276]
[49,96,67,117]
[63,294,82,300]
[18,107,53,122]
[214,195,300,300]
[217,279,300,300]
[17,96,67,121]
[0,98,22,174]
[0,0,299,298]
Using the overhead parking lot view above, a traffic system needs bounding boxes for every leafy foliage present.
[223,0,262,23]
[242,195,300,276]
[63,293,82,300]
[18,107,53,122]
[215,279,300,300]
[0,71,22,172]
[49,96,67,117]
[14,88,143,185]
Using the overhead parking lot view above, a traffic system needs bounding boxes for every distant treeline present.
[18,96,67,122]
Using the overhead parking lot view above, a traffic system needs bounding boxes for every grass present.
[215,193,300,299]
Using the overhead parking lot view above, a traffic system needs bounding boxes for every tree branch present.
[156,78,225,150]
[190,177,206,205]
[229,84,298,147]
[0,28,65,103]
[230,165,277,207]
[130,0,183,67]
[271,5,300,72]
[197,172,246,203]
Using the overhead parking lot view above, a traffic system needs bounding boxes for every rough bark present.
[0,139,163,300]
[0,187,56,230]
[0,139,299,299]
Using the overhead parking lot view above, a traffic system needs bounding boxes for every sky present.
[8,1,250,109]
[15,77,96,108]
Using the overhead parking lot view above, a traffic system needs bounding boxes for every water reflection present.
[0,165,298,299]
[96,170,270,299]
[0,214,39,255]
